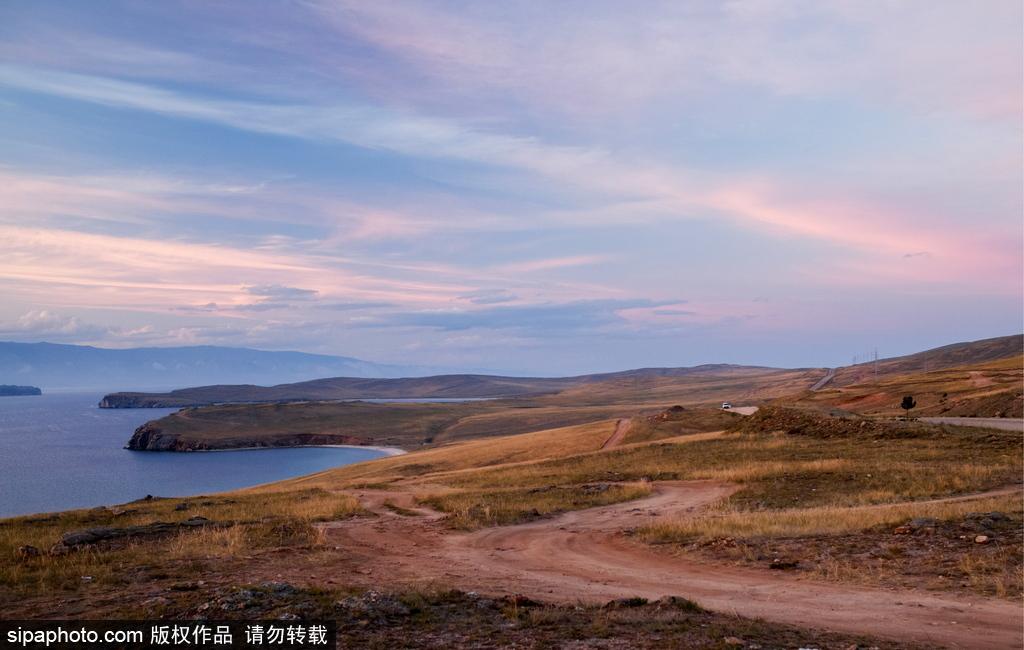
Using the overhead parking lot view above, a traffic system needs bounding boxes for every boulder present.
[768,558,799,570]
[50,516,219,554]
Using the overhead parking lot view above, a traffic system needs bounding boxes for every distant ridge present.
[98,333,1023,409]
[0,341,425,391]
[831,334,1023,387]
[98,365,782,408]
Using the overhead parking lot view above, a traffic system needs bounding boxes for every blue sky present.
[0,1,1021,374]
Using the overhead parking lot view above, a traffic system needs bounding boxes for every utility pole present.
[874,348,878,382]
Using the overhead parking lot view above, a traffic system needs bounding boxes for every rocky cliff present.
[125,421,371,451]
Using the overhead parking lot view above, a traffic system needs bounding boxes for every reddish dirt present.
[307,482,1023,650]
[9,482,1018,648]
[600,418,633,449]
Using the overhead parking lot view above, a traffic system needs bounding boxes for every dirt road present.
[599,418,632,449]
[811,368,837,391]
[922,416,1023,432]
[323,482,1022,650]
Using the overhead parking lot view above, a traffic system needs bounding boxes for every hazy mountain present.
[97,333,1023,409]
[0,342,423,391]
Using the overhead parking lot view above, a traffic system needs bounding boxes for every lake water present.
[0,393,390,518]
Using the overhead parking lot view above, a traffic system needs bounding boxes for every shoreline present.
[3,445,407,519]
[126,443,408,456]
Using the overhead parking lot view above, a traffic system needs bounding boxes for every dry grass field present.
[0,489,360,595]
[784,355,1023,418]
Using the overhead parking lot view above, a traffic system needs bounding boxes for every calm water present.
[0,393,389,518]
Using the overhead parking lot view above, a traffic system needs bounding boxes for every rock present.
[260,582,297,595]
[219,589,259,611]
[15,545,41,560]
[769,558,799,570]
[605,597,648,608]
[335,590,411,618]
[723,637,744,646]
[174,503,190,511]
[974,535,990,544]
[908,517,938,529]
[893,525,912,535]
[50,517,221,554]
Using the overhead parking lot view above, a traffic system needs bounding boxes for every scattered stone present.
[15,545,41,560]
[81,576,93,582]
[723,637,744,646]
[908,517,938,530]
[260,582,298,595]
[335,590,411,619]
[174,503,190,511]
[892,525,912,535]
[217,589,261,612]
[974,535,990,544]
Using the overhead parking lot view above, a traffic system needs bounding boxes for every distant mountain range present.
[97,333,1023,409]
[0,342,425,391]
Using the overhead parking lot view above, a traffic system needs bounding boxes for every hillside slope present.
[830,334,1022,387]
[100,364,805,408]
[782,354,1023,418]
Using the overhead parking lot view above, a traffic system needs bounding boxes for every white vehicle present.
[721,402,732,409]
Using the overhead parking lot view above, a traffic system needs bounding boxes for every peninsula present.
[0,384,41,396]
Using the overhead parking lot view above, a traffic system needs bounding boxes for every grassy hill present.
[783,354,1023,418]
[829,334,1022,387]
[100,364,815,408]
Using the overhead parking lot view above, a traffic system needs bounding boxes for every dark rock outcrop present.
[126,421,371,451]
[49,516,220,554]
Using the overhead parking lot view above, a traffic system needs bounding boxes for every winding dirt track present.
[329,482,1023,650]
[599,418,632,449]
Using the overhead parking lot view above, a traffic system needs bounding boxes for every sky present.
[0,1,1021,375]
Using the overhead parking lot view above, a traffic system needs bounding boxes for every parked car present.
[721,402,732,409]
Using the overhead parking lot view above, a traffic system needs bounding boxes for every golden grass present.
[272,419,619,490]
[0,489,359,594]
[640,493,1021,541]
[433,428,1020,509]
[689,458,851,482]
[419,482,653,529]
[790,354,1023,417]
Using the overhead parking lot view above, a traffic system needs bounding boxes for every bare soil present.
[5,483,1020,648]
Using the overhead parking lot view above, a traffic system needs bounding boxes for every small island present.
[0,385,42,397]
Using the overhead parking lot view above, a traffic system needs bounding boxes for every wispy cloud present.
[0,1,1019,371]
